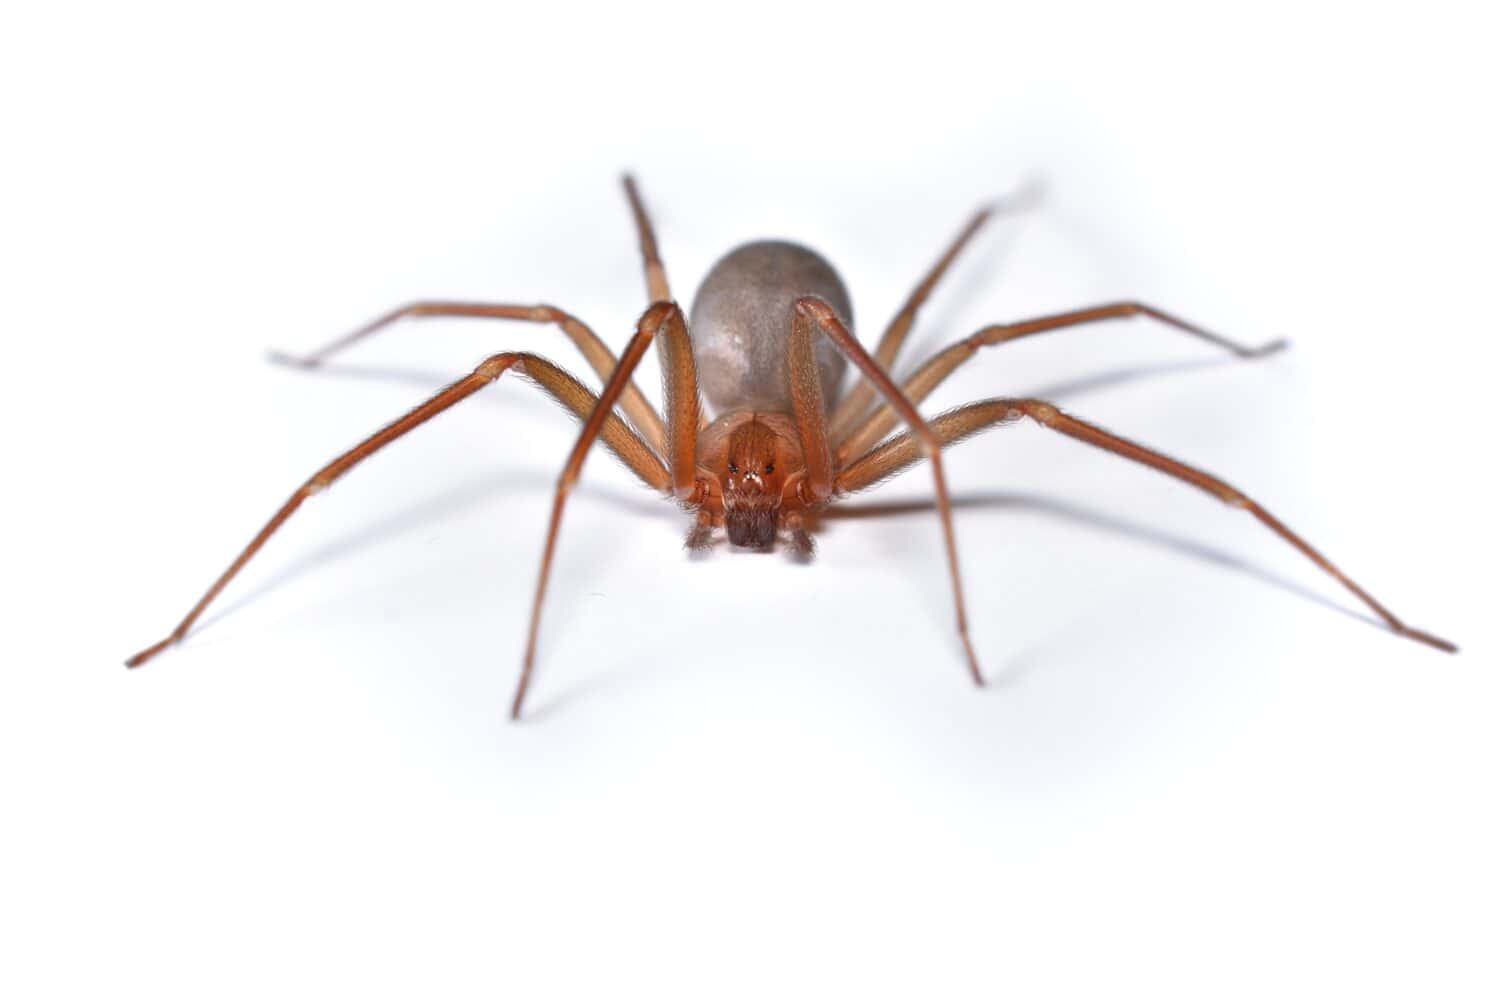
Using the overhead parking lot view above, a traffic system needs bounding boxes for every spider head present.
[720,417,791,550]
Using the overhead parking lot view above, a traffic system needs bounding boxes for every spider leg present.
[836,398,1456,653]
[514,301,702,719]
[622,174,671,305]
[787,302,835,501]
[827,202,995,441]
[621,174,713,439]
[836,302,1286,462]
[793,297,984,686]
[126,353,668,669]
[268,301,667,458]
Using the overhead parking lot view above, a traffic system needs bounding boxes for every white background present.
[3,1,1496,997]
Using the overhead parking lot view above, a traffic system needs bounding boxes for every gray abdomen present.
[688,241,853,415]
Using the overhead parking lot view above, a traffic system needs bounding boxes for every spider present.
[126,174,1457,718]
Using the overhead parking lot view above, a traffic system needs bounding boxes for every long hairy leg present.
[514,301,701,719]
[793,297,984,686]
[827,203,995,441]
[269,301,667,457]
[837,397,1456,653]
[622,174,671,305]
[621,172,708,436]
[836,302,1285,462]
[126,354,668,668]
[787,302,835,502]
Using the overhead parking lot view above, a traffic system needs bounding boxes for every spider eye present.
[764,463,774,474]
[728,462,739,474]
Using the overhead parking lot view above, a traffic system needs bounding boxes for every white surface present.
[3,2,1496,997]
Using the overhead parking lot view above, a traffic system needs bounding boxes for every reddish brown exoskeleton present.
[127,176,1457,719]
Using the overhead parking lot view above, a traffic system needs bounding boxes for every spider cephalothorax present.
[700,413,802,550]
[127,174,1457,720]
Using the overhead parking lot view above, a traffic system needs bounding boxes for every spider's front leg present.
[836,398,1457,654]
[513,301,713,719]
[126,353,670,669]
[791,296,985,686]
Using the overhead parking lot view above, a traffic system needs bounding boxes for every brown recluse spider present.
[126,174,1458,719]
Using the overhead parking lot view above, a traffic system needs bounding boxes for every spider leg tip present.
[1425,633,1459,654]
[1397,624,1459,654]
[959,637,985,687]
[126,632,183,668]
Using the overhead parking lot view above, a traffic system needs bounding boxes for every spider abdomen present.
[689,240,853,415]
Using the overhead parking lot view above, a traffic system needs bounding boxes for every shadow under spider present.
[1025,356,1234,402]
[198,471,672,632]
[823,492,1377,632]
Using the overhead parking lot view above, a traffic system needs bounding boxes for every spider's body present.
[126,175,1456,719]
[688,240,853,552]
[690,240,852,413]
